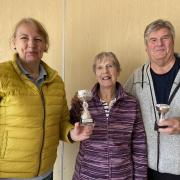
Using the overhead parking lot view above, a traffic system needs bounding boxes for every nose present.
[102,66,108,73]
[28,39,36,48]
[157,39,163,46]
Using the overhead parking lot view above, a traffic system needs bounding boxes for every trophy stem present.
[159,113,165,122]
[83,101,88,111]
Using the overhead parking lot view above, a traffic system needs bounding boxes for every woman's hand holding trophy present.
[70,89,94,141]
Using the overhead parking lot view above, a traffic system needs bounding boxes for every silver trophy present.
[155,104,170,130]
[156,104,170,122]
[77,89,94,125]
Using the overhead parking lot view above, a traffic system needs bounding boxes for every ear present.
[43,44,48,53]
[145,46,148,53]
[95,72,99,81]
[11,39,16,51]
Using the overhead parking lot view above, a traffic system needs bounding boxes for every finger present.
[84,124,94,130]
[158,120,171,126]
[80,127,92,138]
[74,122,80,133]
[85,131,92,136]
[158,126,175,134]
[83,127,93,135]
[159,128,171,134]
[78,133,91,141]
[74,122,80,128]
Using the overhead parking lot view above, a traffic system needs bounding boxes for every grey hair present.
[93,52,121,73]
[144,19,175,44]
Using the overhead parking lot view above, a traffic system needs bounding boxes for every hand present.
[70,122,93,141]
[158,117,180,135]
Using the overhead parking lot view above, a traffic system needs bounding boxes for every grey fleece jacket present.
[124,60,180,175]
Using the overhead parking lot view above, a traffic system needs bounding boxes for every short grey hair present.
[93,52,121,73]
[144,19,175,44]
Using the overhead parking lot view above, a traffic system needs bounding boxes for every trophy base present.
[80,118,94,126]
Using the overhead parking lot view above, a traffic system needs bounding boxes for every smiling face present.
[146,28,174,66]
[95,58,119,90]
[13,23,46,64]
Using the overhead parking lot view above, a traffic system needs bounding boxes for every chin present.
[156,56,167,60]
[26,56,40,61]
[100,84,114,89]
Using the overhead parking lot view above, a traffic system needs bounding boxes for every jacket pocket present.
[0,131,8,159]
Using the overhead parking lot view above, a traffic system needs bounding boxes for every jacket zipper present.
[37,88,46,175]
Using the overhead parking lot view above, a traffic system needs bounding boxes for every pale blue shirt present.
[17,60,47,87]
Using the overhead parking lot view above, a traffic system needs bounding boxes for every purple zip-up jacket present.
[70,82,147,180]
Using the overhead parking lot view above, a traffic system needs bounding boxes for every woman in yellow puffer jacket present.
[0,17,93,180]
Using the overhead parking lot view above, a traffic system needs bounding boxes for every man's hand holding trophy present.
[155,104,180,134]
[155,104,170,130]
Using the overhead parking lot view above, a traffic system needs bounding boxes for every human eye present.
[20,36,28,40]
[96,66,103,71]
[37,38,43,41]
[34,37,43,42]
[162,35,171,40]
[106,64,113,69]
[149,38,157,43]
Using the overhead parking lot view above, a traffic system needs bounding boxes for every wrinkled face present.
[13,23,46,64]
[146,28,174,64]
[95,58,119,89]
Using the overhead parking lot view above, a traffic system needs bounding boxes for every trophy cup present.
[155,104,170,130]
[77,89,94,125]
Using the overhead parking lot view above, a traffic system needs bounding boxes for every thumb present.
[74,122,80,132]
[70,122,81,141]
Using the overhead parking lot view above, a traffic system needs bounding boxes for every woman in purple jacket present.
[70,52,148,180]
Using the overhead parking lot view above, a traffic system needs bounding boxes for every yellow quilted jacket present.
[0,54,73,178]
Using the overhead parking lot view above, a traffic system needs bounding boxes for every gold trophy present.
[77,90,94,125]
[155,104,170,129]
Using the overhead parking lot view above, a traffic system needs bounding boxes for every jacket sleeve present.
[132,101,148,180]
[59,87,74,143]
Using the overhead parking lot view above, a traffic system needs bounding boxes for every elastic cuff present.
[67,131,74,143]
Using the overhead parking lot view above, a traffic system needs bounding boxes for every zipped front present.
[37,88,46,175]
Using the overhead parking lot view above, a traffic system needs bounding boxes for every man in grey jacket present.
[124,19,180,180]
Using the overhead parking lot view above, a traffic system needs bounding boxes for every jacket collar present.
[91,82,127,102]
[11,53,58,83]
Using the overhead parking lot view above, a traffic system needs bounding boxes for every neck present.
[99,87,116,103]
[150,55,176,74]
[18,59,40,80]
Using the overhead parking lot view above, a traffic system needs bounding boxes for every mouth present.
[156,48,165,52]
[26,51,37,55]
[102,76,111,80]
